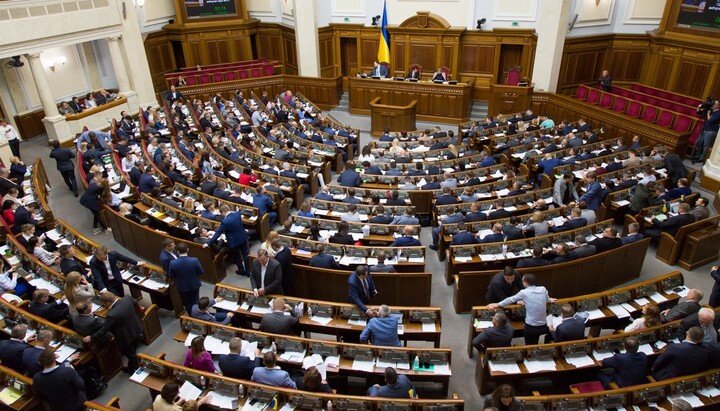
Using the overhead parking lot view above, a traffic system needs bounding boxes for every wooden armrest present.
[570,387,581,394]
[647,376,657,383]
[609,382,620,389]
[106,397,121,407]
[452,393,459,400]
[157,353,166,360]
[532,391,541,396]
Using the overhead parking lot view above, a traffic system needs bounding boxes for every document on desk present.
[54,344,77,363]
[612,199,630,207]
[0,387,23,405]
[434,363,451,375]
[551,216,566,227]
[241,341,258,360]
[178,381,202,401]
[207,391,237,410]
[141,278,167,291]
[669,393,704,408]
[606,304,631,319]
[302,354,324,369]
[479,254,497,262]
[488,360,521,374]
[564,354,595,368]
[523,358,557,373]
[546,315,562,330]
[348,318,367,326]
[352,358,375,372]
[129,368,150,383]
[474,320,493,329]
[494,188,510,197]
[407,257,424,263]
[422,322,437,332]
[184,332,199,346]
[279,350,306,363]
[647,292,668,303]
[310,315,333,325]
[583,309,605,320]
[637,343,655,355]
[620,302,637,313]
[214,299,241,312]
[45,228,63,241]
[250,305,272,314]
[325,355,340,368]
[454,256,471,263]
[698,386,720,397]
[634,297,650,306]
[204,336,230,355]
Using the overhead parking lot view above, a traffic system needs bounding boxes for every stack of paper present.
[352,358,375,372]
[204,336,231,355]
[207,391,238,410]
[488,360,521,374]
[241,341,258,360]
[564,354,595,368]
[129,368,150,383]
[214,299,240,312]
[184,332,199,347]
[178,381,202,401]
[523,358,556,372]
[0,387,23,405]
[607,304,631,319]
[279,349,306,363]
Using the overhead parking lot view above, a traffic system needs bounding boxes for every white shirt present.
[1,124,19,141]
[260,263,268,287]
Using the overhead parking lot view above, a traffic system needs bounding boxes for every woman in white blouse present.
[388,139,406,155]
[358,145,375,163]
[63,271,95,316]
[28,236,60,269]
[624,303,660,333]
[259,231,279,257]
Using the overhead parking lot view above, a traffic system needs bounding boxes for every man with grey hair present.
[0,324,34,373]
[472,311,514,352]
[679,307,718,345]
[661,289,702,323]
[23,329,78,377]
[569,234,596,259]
[360,304,401,347]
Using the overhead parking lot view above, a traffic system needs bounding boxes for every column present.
[25,53,62,120]
[106,36,132,95]
[700,129,720,191]
[293,0,321,77]
[530,0,572,92]
[25,53,71,143]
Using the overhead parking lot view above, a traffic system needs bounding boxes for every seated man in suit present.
[191,296,234,325]
[431,207,464,250]
[349,265,378,318]
[406,66,420,80]
[362,161,383,176]
[251,249,283,297]
[569,235,596,259]
[368,367,416,398]
[449,222,477,246]
[435,187,459,206]
[72,302,105,336]
[488,200,512,220]
[661,289,702,323]
[0,324,34,374]
[28,288,69,323]
[597,336,649,388]
[550,208,587,232]
[621,222,645,245]
[252,352,296,388]
[546,243,575,264]
[368,251,396,273]
[260,298,299,335]
[589,226,622,253]
[342,188,362,204]
[550,304,586,342]
[360,304,401,347]
[367,61,388,78]
[309,243,339,269]
[679,307,720,344]
[478,223,507,244]
[472,311,514,352]
[337,161,361,187]
[517,246,550,268]
[653,326,708,380]
[644,202,696,243]
[368,205,394,224]
[465,201,487,222]
[314,186,334,201]
[219,337,262,380]
[390,225,422,247]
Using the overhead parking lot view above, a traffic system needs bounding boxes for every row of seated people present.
[360,61,453,83]
[58,90,119,116]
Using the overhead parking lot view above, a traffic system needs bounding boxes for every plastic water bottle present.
[238,384,244,398]
[413,355,420,370]
[502,243,507,257]
[308,305,313,318]
[327,400,333,411]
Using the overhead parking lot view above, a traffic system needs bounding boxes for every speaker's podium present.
[369,97,417,136]
[489,83,534,116]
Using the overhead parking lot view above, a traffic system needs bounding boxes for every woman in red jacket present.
[238,166,257,186]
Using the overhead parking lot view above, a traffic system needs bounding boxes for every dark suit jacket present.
[251,258,283,295]
[89,251,137,292]
[0,339,33,373]
[260,311,298,335]
[159,249,178,273]
[22,346,44,377]
[169,256,203,292]
[602,352,648,387]
[72,313,105,336]
[472,323,514,351]
[553,317,585,342]
[516,257,550,268]
[208,212,249,248]
[503,225,524,241]
[330,233,355,245]
[60,257,85,276]
[551,217,587,232]
[92,296,142,347]
[653,213,696,237]
[589,237,622,253]
[678,311,720,336]
[661,301,701,323]
[348,272,375,312]
[219,354,261,380]
[32,364,86,411]
[652,341,708,380]
[309,253,339,269]
[274,247,294,294]
[369,215,394,224]
[28,301,69,323]
[488,209,512,220]
[485,271,523,304]
[664,153,687,185]
[450,231,477,246]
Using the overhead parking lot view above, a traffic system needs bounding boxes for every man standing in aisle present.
[169,243,203,315]
[49,140,78,196]
[204,204,251,277]
[0,118,21,159]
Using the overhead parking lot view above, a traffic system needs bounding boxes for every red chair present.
[669,94,683,103]
[627,101,642,118]
[630,84,641,92]
[250,67,262,77]
[238,69,249,79]
[673,115,692,132]
[612,97,627,113]
[657,100,672,110]
[507,67,520,86]
[262,64,274,76]
[212,73,224,83]
[575,85,589,100]
[657,110,674,127]
[586,89,600,105]
[641,106,658,123]
[225,71,238,81]
[599,93,613,108]
[380,62,391,78]
[185,76,198,85]
[408,63,422,80]
[199,74,211,84]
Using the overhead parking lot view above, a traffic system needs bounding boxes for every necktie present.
[362,278,369,299]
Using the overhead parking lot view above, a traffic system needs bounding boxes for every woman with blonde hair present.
[625,303,661,333]
[526,211,549,236]
[64,271,95,316]
[448,144,459,159]
[260,231,279,257]
[388,138,405,155]
[182,198,196,214]
[298,200,315,218]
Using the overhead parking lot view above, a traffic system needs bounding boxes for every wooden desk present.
[349,77,474,124]
[369,97,417,136]
[489,84,534,115]
[0,364,40,410]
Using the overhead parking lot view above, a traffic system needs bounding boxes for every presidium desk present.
[348,77,474,125]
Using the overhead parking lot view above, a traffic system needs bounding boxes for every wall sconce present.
[134,0,145,6]
[476,18,486,30]
[47,56,66,72]
[371,15,381,26]
[595,0,601,6]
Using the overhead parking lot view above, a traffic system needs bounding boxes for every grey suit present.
[369,263,397,273]
[569,244,596,259]
[260,311,298,335]
[72,313,105,337]
[661,300,700,323]
[251,258,284,295]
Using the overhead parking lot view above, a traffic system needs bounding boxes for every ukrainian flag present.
[378,0,390,63]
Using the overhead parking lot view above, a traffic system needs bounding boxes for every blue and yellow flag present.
[378,0,390,63]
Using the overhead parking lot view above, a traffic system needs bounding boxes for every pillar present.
[531,0,572,92]
[106,36,132,95]
[700,129,720,192]
[293,0,321,77]
[25,53,71,143]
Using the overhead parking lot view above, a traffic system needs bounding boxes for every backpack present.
[79,366,107,400]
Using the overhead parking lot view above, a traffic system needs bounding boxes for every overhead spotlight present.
[476,18,487,30]
[371,15,381,26]
[6,56,24,68]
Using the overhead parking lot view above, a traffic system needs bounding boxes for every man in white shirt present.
[0,118,21,158]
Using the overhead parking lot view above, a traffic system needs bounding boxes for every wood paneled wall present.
[144,32,177,91]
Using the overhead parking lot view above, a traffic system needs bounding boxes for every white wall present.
[566,0,665,37]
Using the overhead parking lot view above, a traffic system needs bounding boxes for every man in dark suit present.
[517,246,550,268]
[435,187,459,206]
[551,304,586,342]
[368,251,397,273]
[0,324,34,373]
[550,208,587,232]
[661,289,702,323]
[21,330,58,378]
[652,326,708,380]
[260,298,298,335]
[219,337,262,380]
[337,161,361,187]
[362,161,383,175]
[251,249,283,296]
[390,225,422,247]
[547,244,575,264]
[659,146,688,186]
[204,205,251,277]
[503,216,524,241]
[166,85,183,102]
[485,267,524,304]
[369,205,394,224]
[348,265,378,317]
[13,202,39,233]
[450,222,477,246]
[89,246,139,298]
[678,307,720,344]
[598,336,649,388]
[72,302,105,336]
[465,202,487,222]
[128,161,143,187]
[32,348,86,411]
[169,243,203,315]
[272,240,294,296]
[0,167,20,197]
[85,293,143,372]
[478,223,507,244]
[158,238,178,274]
[644,202,696,243]
[578,171,602,211]
[309,243,339,269]
[472,312,514,352]
[488,200,512,220]
[49,140,78,196]
[28,289,69,323]
[589,227,623,253]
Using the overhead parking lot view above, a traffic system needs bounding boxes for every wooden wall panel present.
[409,44,436,74]
[394,43,405,75]
[361,39,380,66]
[675,60,711,97]
[443,45,453,69]
[459,45,495,73]
[206,39,229,63]
[144,32,177,90]
[655,55,675,89]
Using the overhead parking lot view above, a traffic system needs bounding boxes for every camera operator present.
[693,98,720,164]
[598,69,612,91]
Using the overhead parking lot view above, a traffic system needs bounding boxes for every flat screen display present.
[676,0,720,32]
[185,0,237,19]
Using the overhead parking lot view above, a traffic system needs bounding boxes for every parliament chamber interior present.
[1,0,720,410]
